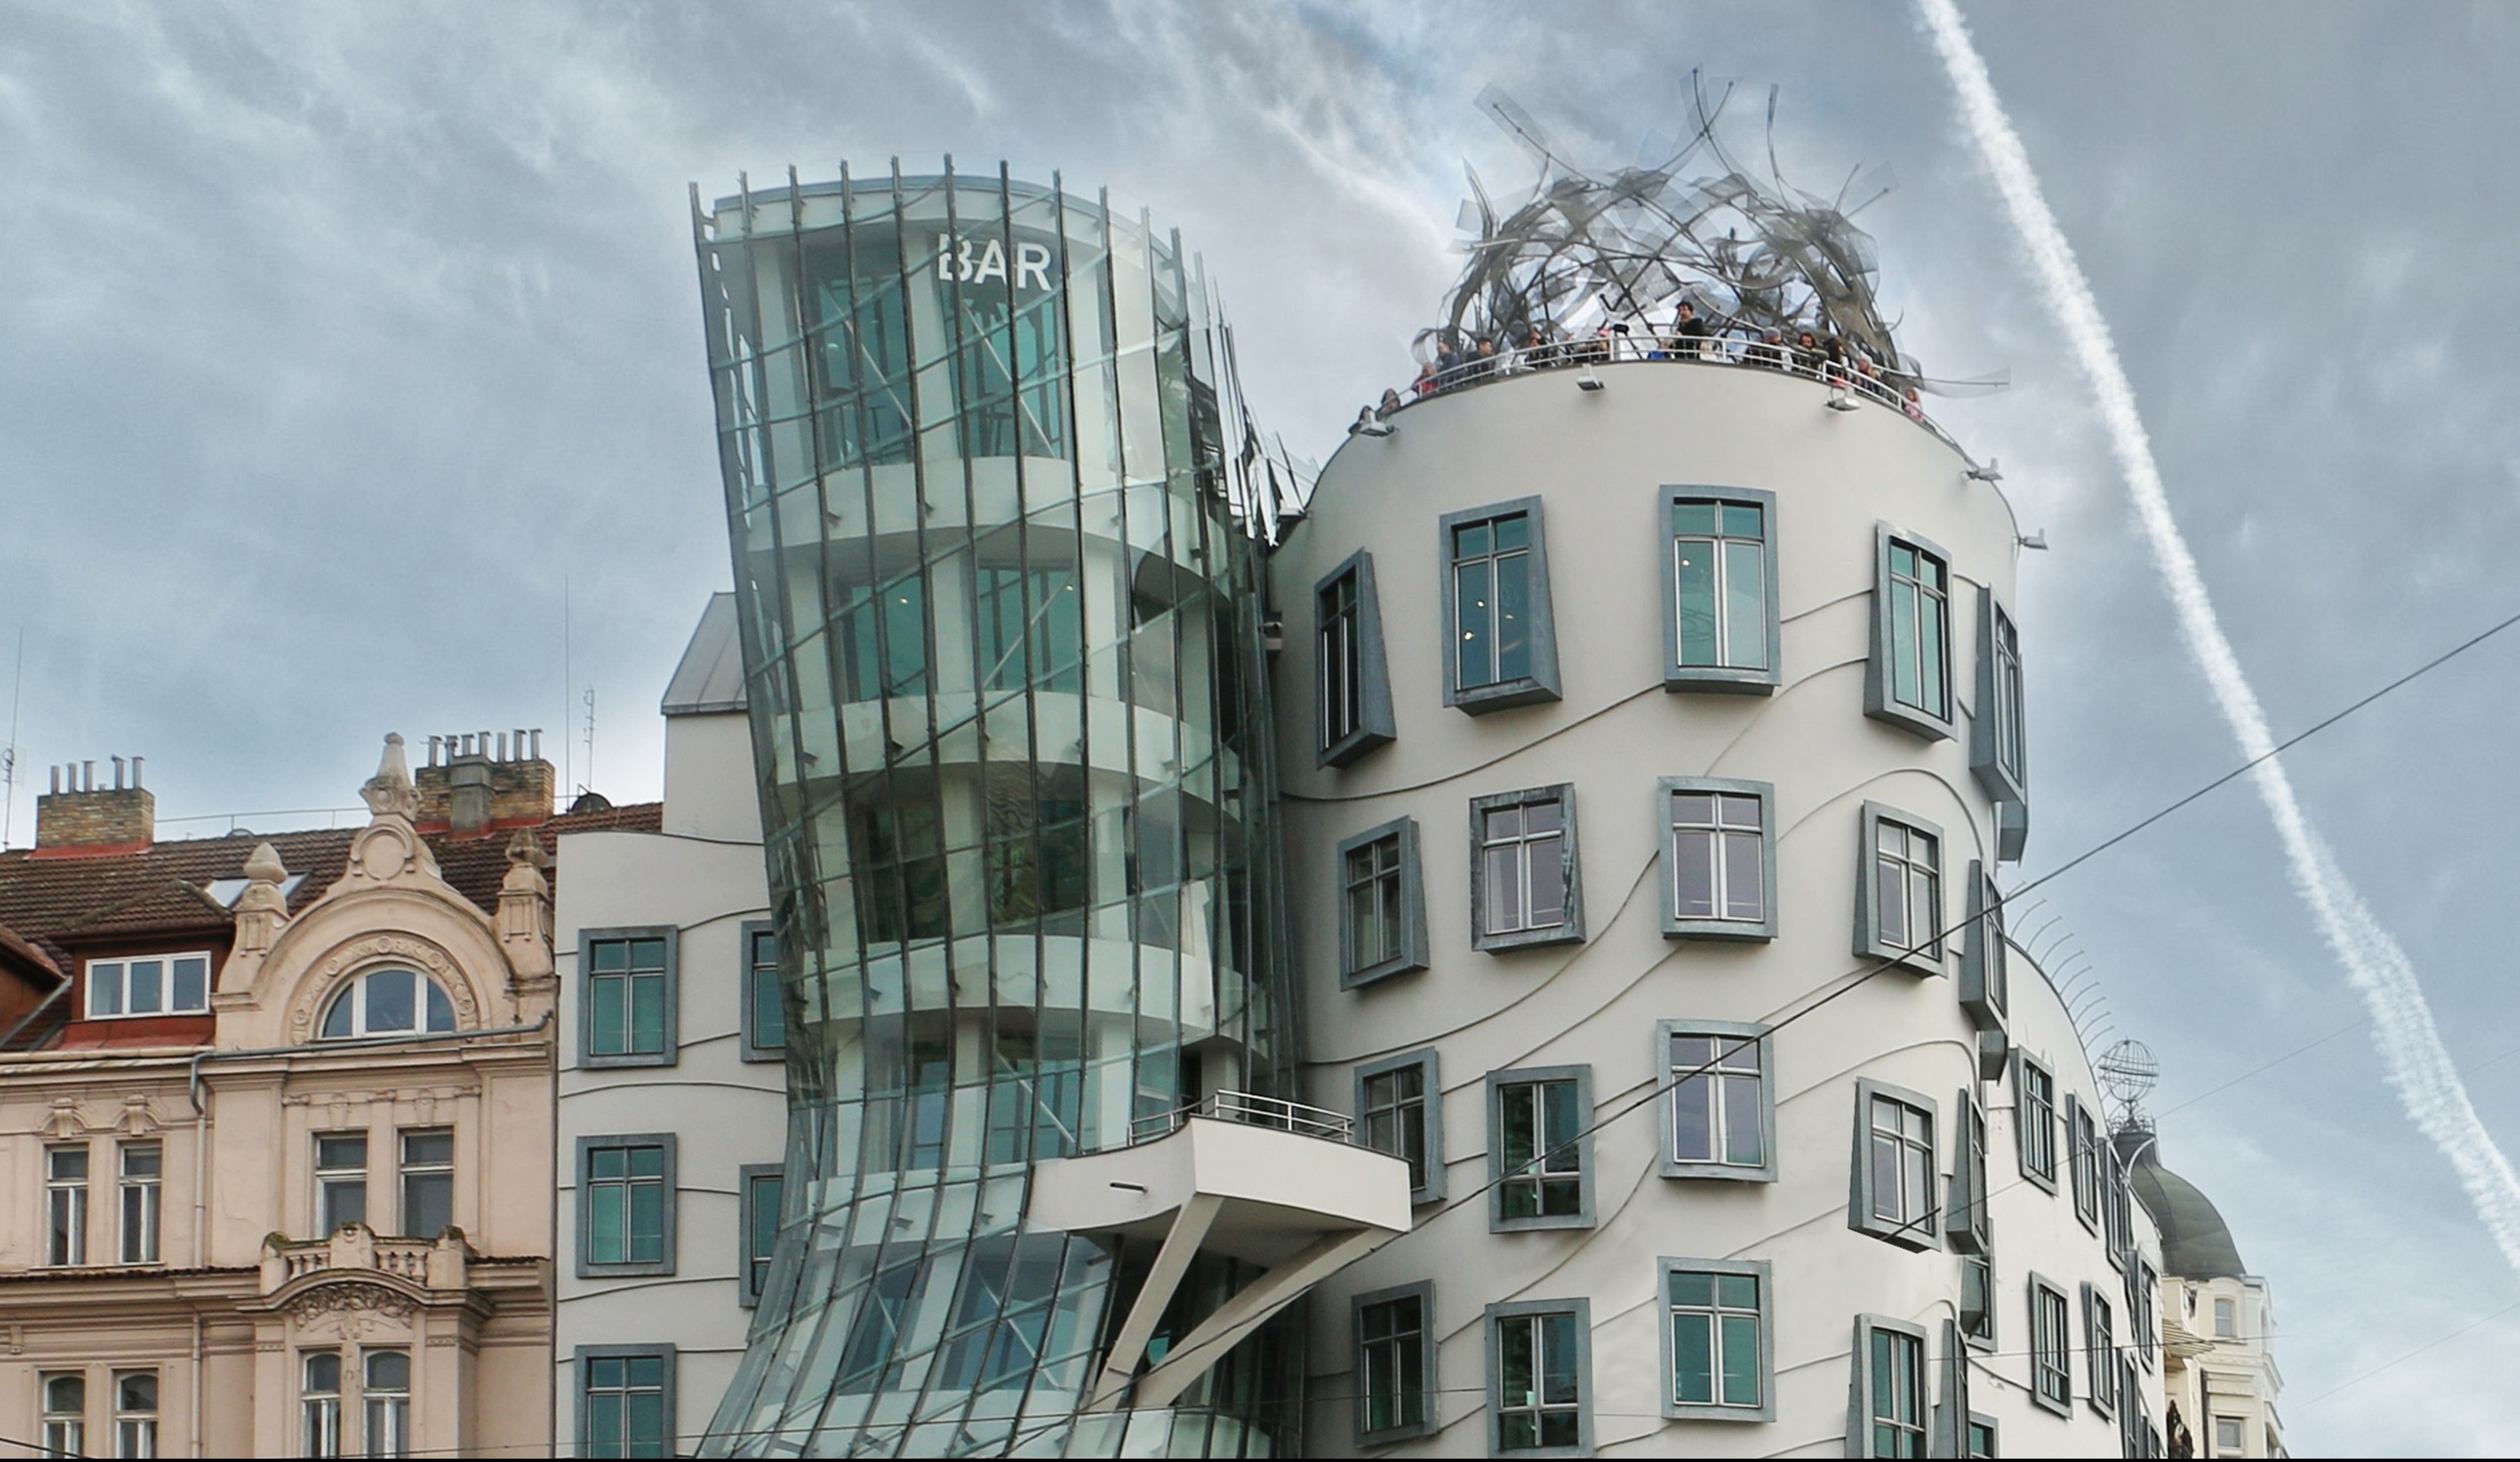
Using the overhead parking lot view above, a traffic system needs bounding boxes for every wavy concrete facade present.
[1279,359,2169,1456]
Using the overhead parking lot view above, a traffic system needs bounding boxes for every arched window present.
[320,968,457,1039]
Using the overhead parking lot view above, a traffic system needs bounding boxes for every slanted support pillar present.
[1130,1226,1394,1410]
[1085,1194,1223,1412]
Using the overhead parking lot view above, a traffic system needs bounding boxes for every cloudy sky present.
[6,1,2518,1449]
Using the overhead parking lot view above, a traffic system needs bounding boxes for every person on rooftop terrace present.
[1675,300,1713,359]
[1793,329,1822,375]
[1413,361,1439,398]
[1902,385,1927,422]
[1473,336,1499,380]
[1378,387,1403,418]
[1748,327,1786,370]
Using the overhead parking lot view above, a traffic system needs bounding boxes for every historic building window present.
[1316,550,1396,766]
[578,1347,675,1459]
[1856,804,1945,970]
[45,1146,88,1266]
[1867,526,1955,740]
[1971,587,2029,816]
[1850,1080,1939,1250]
[2082,1283,2118,1418]
[40,1373,83,1458]
[112,1371,157,1459]
[1659,1022,1775,1181]
[2030,1274,2073,1415]
[364,1350,411,1458]
[740,1165,783,1307]
[84,952,211,1018]
[1663,489,1780,691]
[1851,1316,1927,1458]
[1355,1281,1436,1443]
[1440,499,1562,711]
[320,966,458,1040]
[1471,786,1584,952]
[740,922,783,1061]
[1490,1066,1591,1230]
[1340,818,1428,988]
[580,930,677,1066]
[1357,1049,1443,1203]
[1661,1258,1772,1420]
[316,1134,368,1236]
[579,1136,676,1277]
[2017,1051,2060,1192]
[1661,779,1775,939]
[1487,1299,1590,1455]
[302,1353,343,1459]
[399,1129,454,1238]
[118,1143,160,1265]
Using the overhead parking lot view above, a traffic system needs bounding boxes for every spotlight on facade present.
[1966,458,2003,482]
[2019,530,2050,550]
[1356,419,1396,438]
[1578,366,1605,392]
[1826,380,1859,412]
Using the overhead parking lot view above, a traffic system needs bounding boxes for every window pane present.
[1672,502,1719,535]
[1722,1074,1763,1164]
[1493,515,1529,552]
[590,1188,625,1263]
[1675,540,1716,666]
[1456,561,1493,688]
[1721,504,1763,540]
[1890,582,1920,708]
[1455,522,1491,560]
[171,957,208,1013]
[1918,581,1946,716]
[128,960,162,1015]
[1875,856,1907,947]
[1870,1129,1902,1220]
[1494,551,1531,683]
[1527,835,1564,927]
[1673,1312,1714,1403]
[1673,830,1716,918]
[423,978,454,1032]
[1722,539,1766,669]
[631,973,666,1053]
[366,970,415,1032]
[1722,831,1763,921]
[629,1183,664,1262]
[592,977,625,1055]
[1485,845,1521,934]
[1540,1312,1578,1401]
[1720,1313,1760,1406]
[1671,1074,1712,1162]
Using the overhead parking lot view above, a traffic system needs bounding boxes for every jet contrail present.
[1917,0,2520,1273]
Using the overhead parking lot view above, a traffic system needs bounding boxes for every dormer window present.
[320,968,457,1039]
[199,873,305,909]
[85,954,213,1018]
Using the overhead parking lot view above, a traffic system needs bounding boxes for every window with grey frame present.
[1487,1299,1589,1455]
[1490,1066,1590,1230]
[1355,1281,1436,1444]
[1856,803,1944,971]
[581,929,677,1067]
[2067,1097,2103,1233]
[2029,1274,2072,1415]
[1441,499,1561,711]
[1851,1079,1939,1250]
[1472,786,1583,952]
[1661,1258,1772,1422]
[1663,489,1780,692]
[1961,1255,1995,1352]
[740,921,783,1061]
[1852,1315,1928,1459]
[1965,1411,1998,1459]
[2128,1255,2160,1369]
[1971,587,2029,823]
[2104,1141,2135,1272]
[1340,817,1428,987]
[740,1165,783,1307]
[1357,1049,1443,1204]
[579,1135,675,1277]
[1866,526,1956,741]
[1317,550,1396,766]
[2081,1282,2117,1418]
[1960,862,2007,1050]
[1661,779,1775,940]
[1949,1087,1992,1254]
[1660,1022,1774,1181]
[578,1346,674,1459]
[2017,1052,2059,1191]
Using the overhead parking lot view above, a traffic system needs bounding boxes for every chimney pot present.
[49,765,60,795]
[82,761,94,791]
[112,755,125,789]
[130,756,141,789]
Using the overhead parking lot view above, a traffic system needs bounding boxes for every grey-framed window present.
[2016,1051,2059,1193]
[1659,1257,1773,1422]
[739,1164,783,1308]
[1851,1315,1928,1459]
[2106,1144,2136,1273]
[1662,487,1780,693]
[2067,1097,2103,1234]
[1489,1065,1592,1231]
[2081,1282,2117,1418]
[1658,1021,1775,1182]
[316,1133,368,1236]
[1340,817,1430,987]
[2029,1273,2072,1416]
[1854,803,1945,973]
[580,928,679,1068]
[1659,778,1776,940]
[740,921,783,1062]
[1440,497,1562,712]
[577,1135,676,1279]
[398,1128,453,1239]
[1959,862,2007,1047]
[576,1345,675,1459]
[1949,1087,1992,1255]
[1471,785,1584,952]
[1357,1049,1445,1204]
[2118,1355,2147,1459]
[1971,587,2029,811]
[1965,1411,1998,1459]
[1354,1280,1437,1445]
[1849,1078,1939,1251]
[2127,1255,2160,1369]
[1961,1255,1995,1353]
[1865,525,1956,741]
[1486,1298,1591,1456]
[1318,550,1397,766]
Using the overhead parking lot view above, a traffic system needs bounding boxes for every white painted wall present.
[1274,359,2161,1457]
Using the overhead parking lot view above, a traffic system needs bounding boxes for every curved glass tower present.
[690,164,1300,1457]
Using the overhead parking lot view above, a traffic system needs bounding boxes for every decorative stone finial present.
[242,841,287,885]
[360,733,419,820]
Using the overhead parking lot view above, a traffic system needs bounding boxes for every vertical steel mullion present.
[1045,172,1091,1179]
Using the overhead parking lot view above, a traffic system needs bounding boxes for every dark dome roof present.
[2118,1124,2247,1279]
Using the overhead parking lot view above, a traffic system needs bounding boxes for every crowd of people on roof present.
[1356,300,1930,429]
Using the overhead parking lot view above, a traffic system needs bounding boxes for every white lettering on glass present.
[935,234,1056,293]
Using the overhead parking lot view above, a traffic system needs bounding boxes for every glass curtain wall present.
[692,162,1294,1459]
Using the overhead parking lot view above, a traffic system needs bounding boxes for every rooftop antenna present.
[1,629,20,849]
[561,574,573,800]
[581,686,597,797]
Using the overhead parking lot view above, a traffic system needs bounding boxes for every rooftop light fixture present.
[1967,459,2004,482]
[1356,419,1396,438]
[1578,365,1605,392]
[1826,380,1859,412]
[2018,530,2049,551]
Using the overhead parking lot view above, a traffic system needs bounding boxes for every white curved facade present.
[1276,359,2165,1457]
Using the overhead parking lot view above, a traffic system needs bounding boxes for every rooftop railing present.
[1129,1088,1357,1146]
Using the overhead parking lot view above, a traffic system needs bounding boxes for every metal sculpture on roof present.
[1429,75,1934,382]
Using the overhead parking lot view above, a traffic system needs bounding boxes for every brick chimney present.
[413,731,554,836]
[34,756,154,853]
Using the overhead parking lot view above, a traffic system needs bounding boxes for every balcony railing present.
[259,1224,467,1295]
[1129,1089,1355,1146]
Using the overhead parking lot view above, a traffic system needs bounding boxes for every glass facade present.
[693,163,1296,1457]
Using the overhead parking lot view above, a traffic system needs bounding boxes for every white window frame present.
[1865,524,1956,741]
[1971,587,2029,815]
[315,1132,368,1236]
[1470,786,1584,952]
[1356,1048,1444,1204]
[1440,498,1562,713]
[1850,1315,1928,1459]
[1339,817,1429,988]
[1659,778,1776,940]
[82,952,213,1019]
[118,1142,161,1265]
[2081,1282,2116,1419]
[112,1369,157,1459]
[1657,1021,1775,1182]
[40,1371,85,1459]
[363,1349,411,1458]
[2067,1096,2103,1234]
[1658,1257,1773,1422]
[1488,1066,1593,1231]
[1948,1087,1992,1255]
[1316,549,1397,766]
[45,1145,88,1267]
[1854,803,1946,973]
[1850,1079,1940,1252]
[2015,1050,2059,1193]
[320,967,458,1040]
[301,1351,343,1459]
[1486,1298,1590,1457]
[398,1128,454,1239]
[1353,1280,1438,1444]
[2029,1273,2072,1417]
[1661,486,1781,693]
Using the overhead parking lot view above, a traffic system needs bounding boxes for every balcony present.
[259,1224,472,1295]
[1027,1090,1413,1412]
